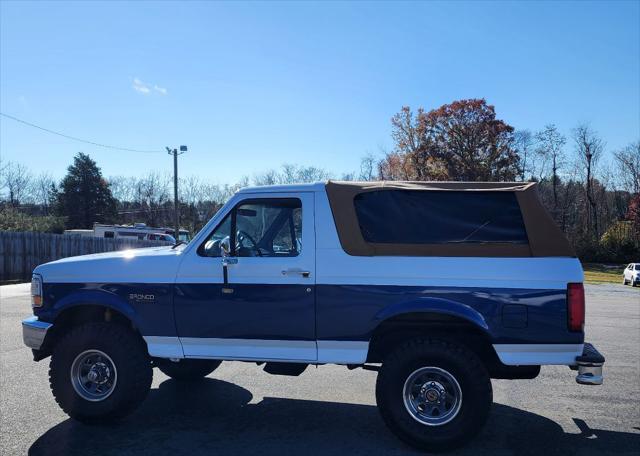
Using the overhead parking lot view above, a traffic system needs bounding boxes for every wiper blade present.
[171,241,186,249]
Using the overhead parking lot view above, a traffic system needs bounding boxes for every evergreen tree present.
[55,153,117,228]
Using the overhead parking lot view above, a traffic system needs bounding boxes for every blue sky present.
[1,1,639,184]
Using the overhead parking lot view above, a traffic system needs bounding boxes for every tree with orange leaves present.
[387,99,520,182]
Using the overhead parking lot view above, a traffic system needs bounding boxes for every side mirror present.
[220,236,237,266]
[220,236,231,257]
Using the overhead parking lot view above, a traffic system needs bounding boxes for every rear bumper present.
[575,342,605,385]
[22,316,52,350]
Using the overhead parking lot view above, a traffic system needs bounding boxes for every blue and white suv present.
[22,181,605,451]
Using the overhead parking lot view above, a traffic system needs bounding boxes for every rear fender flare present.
[373,296,490,334]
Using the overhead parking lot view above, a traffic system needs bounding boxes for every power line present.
[0,112,162,154]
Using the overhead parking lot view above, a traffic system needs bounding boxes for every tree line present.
[1,98,638,261]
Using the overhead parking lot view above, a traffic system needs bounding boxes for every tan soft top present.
[325,180,575,257]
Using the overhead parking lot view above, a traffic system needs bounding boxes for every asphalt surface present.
[1,283,639,455]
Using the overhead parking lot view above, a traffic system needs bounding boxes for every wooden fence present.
[0,231,172,283]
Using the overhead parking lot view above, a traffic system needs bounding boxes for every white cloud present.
[132,78,168,96]
[132,78,151,94]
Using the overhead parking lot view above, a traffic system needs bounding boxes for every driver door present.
[174,192,316,362]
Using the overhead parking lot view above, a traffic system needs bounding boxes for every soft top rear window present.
[353,190,528,245]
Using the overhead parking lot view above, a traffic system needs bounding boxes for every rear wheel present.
[49,322,152,423]
[376,338,492,452]
[157,359,221,381]
[623,277,628,285]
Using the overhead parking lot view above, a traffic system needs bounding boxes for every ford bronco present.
[22,181,605,451]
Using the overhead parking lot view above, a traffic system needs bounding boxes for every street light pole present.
[166,145,187,240]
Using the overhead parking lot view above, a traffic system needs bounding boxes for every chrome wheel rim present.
[402,366,462,426]
[70,349,117,402]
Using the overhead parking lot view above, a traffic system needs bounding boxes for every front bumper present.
[575,342,605,385]
[22,316,52,350]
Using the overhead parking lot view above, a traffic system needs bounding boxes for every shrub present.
[0,207,65,233]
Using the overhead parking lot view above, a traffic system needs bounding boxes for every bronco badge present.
[129,293,155,303]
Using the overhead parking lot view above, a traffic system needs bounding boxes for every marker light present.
[31,274,43,308]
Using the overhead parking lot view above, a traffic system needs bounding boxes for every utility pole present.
[166,145,187,240]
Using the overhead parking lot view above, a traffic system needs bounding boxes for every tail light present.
[567,283,585,332]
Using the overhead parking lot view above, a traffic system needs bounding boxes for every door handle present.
[281,269,311,278]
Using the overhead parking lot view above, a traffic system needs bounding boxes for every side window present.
[104,231,114,239]
[354,190,528,244]
[235,200,301,257]
[199,198,302,257]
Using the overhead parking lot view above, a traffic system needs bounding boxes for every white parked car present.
[622,263,639,287]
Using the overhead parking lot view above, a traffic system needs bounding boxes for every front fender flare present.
[49,289,138,325]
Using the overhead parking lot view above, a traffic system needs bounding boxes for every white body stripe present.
[493,344,584,365]
[144,337,370,364]
[145,337,583,367]
[145,336,184,358]
[316,340,369,364]
[181,338,318,362]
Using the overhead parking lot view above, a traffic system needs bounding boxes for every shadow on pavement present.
[29,378,639,456]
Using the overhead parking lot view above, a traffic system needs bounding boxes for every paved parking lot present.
[1,283,639,455]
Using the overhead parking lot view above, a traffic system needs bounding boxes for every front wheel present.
[49,322,153,424]
[376,338,493,452]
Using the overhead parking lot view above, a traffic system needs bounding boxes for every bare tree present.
[1,161,33,206]
[252,169,280,186]
[535,124,566,209]
[179,175,208,233]
[614,141,640,194]
[514,130,535,181]
[296,165,331,183]
[573,124,605,238]
[108,176,138,203]
[0,157,8,178]
[252,164,331,186]
[33,172,56,215]
[129,172,171,226]
[358,153,377,181]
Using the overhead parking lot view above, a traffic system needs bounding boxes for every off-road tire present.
[376,338,493,452]
[49,322,152,424]
[157,359,221,380]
